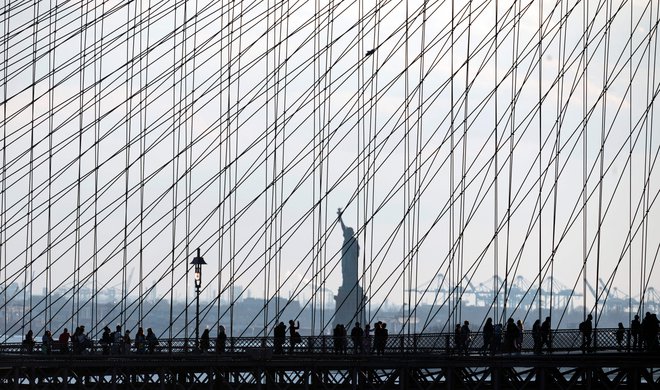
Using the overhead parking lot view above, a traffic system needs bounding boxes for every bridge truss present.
[1,353,659,389]
[1,0,660,342]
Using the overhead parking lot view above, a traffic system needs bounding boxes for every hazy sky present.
[1,0,659,325]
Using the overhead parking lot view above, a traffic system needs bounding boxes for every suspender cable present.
[1,0,8,342]
[581,0,588,320]
[46,0,56,333]
[169,0,179,341]
[537,0,543,322]
[449,0,455,328]
[493,0,499,323]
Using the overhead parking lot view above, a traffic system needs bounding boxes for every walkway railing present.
[0,327,648,356]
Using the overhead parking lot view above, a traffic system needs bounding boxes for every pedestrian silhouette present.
[333,324,342,354]
[579,314,593,353]
[100,326,112,355]
[200,328,210,352]
[58,328,70,354]
[23,329,34,353]
[350,322,363,354]
[41,330,53,355]
[363,323,372,353]
[532,319,542,354]
[288,320,301,353]
[482,318,493,355]
[504,318,518,353]
[630,314,641,350]
[273,322,285,354]
[135,327,146,353]
[516,320,524,352]
[112,325,122,354]
[123,330,132,354]
[460,321,471,355]
[146,328,159,353]
[616,322,625,351]
[216,325,227,354]
[541,316,552,352]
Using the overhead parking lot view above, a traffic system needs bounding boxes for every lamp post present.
[191,248,206,348]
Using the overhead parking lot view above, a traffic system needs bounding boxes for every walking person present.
[579,314,593,353]
[516,320,524,352]
[453,324,461,355]
[532,319,542,354]
[630,314,641,351]
[460,321,471,355]
[616,322,625,351]
[482,318,493,355]
[541,317,552,353]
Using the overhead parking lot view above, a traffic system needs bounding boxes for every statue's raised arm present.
[337,208,348,233]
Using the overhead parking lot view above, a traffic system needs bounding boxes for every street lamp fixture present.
[190,248,206,349]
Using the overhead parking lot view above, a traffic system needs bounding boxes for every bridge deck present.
[0,351,658,389]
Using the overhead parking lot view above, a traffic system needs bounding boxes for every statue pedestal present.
[333,285,366,328]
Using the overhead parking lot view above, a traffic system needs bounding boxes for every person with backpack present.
[579,314,593,353]
[541,317,552,353]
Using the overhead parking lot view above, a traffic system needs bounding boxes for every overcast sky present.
[1,0,659,324]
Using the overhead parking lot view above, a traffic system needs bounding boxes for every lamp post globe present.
[190,248,206,348]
